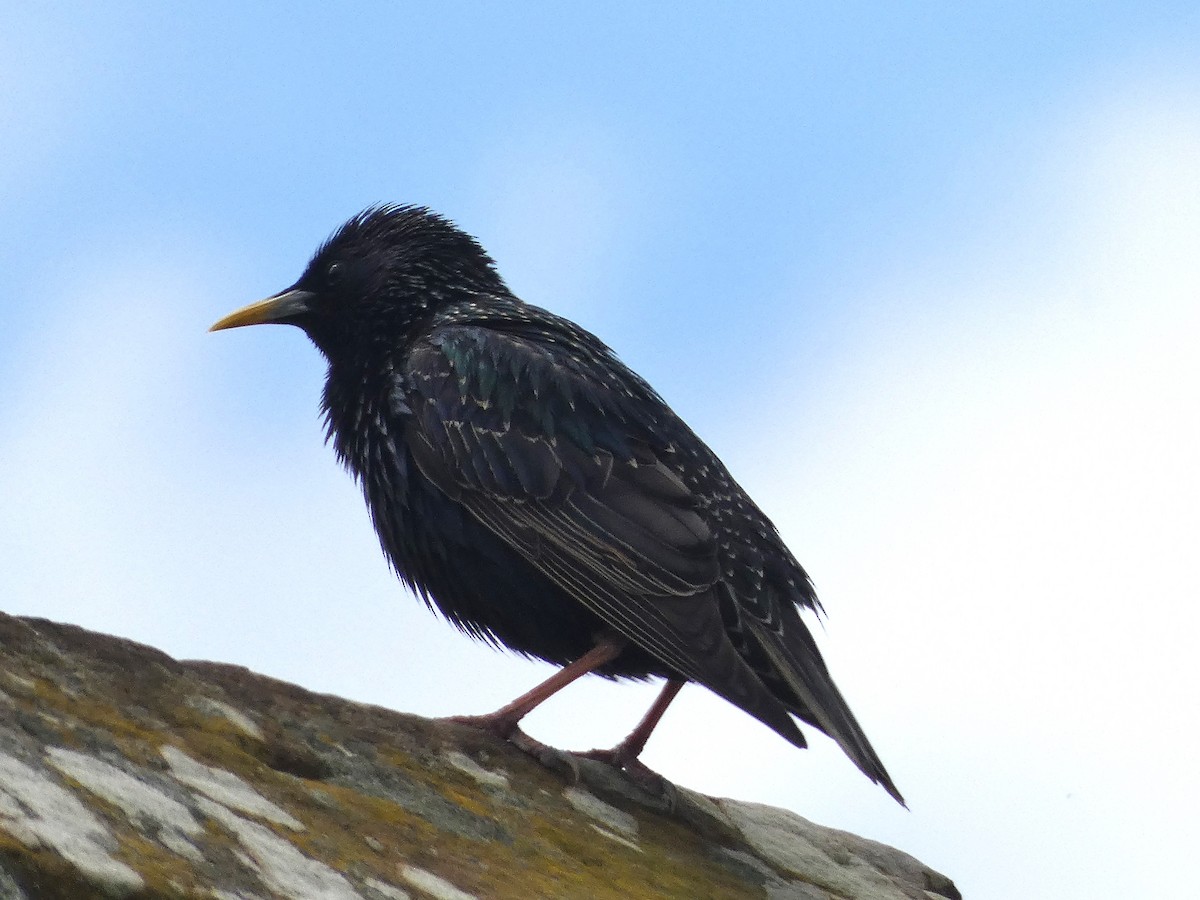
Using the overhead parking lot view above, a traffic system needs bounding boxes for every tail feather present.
[743,612,906,806]
[653,591,815,752]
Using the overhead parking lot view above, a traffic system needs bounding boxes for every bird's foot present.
[441,714,581,781]
[576,745,678,810]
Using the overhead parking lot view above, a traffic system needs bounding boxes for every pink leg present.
[446,635,626,742]
[581,678,684,772]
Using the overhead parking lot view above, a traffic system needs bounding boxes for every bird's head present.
[211,205,508,358]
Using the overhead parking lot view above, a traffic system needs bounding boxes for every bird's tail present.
[744,613,906,806]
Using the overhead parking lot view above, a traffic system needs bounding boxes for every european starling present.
[211,205,904,805]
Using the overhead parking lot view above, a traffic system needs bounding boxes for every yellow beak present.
[209,289,316,332]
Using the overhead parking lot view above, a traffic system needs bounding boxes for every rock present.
[0,613,959,899]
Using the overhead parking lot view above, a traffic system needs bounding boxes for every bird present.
[211,204,904,805]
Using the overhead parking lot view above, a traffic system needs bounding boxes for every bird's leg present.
[578,678,684,787]
[445,634,626,753]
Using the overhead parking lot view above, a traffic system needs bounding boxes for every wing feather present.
[402,326,806,742]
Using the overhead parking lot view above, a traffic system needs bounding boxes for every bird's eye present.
[326,261,345,285]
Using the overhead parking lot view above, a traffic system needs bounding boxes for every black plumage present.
[211,205,903,804]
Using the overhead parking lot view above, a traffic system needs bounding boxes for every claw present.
[576,745,676,809]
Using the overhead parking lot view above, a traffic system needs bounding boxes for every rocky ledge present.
[0,613,958,899]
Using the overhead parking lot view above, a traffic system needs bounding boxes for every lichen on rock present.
[0,613,959,899]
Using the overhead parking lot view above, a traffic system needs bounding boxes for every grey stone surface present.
[0,612,959,899]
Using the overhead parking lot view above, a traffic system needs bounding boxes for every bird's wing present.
[401,325,800,734]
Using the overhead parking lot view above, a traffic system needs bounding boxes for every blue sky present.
[3,5,1198,897]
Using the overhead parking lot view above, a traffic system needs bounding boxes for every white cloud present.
[1,247,203,627]
[3,66,1198,900]
[735,80,1200,897]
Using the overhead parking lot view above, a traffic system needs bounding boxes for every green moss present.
[5,613,869,899]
